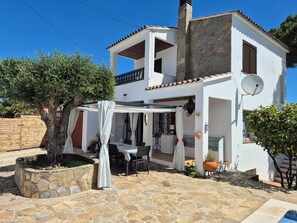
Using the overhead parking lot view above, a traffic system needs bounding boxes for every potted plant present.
[203,151,218,172]
[88,140,97,153]
[184,160,200,178]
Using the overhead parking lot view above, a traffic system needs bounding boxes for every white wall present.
[229,14,287,180]
[115,80,147,102]
[81,110,99,152]
[135,58,144,70]
[231,14,287,108]
[202,73,285,180]
[154,45,177,77]
[134,44,177,76]
[149,72,176,86]
[110,15,287,181]
[209,98,232,162]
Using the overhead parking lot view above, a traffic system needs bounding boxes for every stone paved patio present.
[1,148,297,223]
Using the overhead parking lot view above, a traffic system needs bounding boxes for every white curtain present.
[97,101,115,188]
[63,108,79,153]
[172,107,185,171]
[129,113,139,145]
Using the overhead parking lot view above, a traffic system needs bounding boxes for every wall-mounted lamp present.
[204,122,209,133]
[183,98,195,117]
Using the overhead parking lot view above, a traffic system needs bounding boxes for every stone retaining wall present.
[14,154,98,198]
[0,115,47,152]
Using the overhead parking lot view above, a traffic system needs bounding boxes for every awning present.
[78,102,177,114]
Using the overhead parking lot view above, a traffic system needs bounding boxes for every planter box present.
[14,154,98,198]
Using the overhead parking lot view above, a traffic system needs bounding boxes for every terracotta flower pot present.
[195,131,202,139]
[203,161,218,172]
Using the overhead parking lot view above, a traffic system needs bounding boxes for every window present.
[154,58,162,73]
[242,41,257,74]
[243,110,254,143]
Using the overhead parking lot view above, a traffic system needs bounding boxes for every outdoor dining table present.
[109,142,138,175]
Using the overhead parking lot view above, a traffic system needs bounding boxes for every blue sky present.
[0,0,296,102]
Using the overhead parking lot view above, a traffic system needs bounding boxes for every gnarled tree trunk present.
[35,99,80,166]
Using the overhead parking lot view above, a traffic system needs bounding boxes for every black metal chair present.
[131,146,151,176]
[124,139,132,145]
[108,144,124,173]
[95,140,101,158]
[152,133,161,150]
[136,142,146,146]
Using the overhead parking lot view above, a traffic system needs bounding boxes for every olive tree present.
[0,52,114,165]
[247,104,297,189]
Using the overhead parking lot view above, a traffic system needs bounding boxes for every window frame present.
[242,41,257,74]
[242,110,254,143]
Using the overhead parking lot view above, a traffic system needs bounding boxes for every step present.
[280,164,297,170]
[280,166,296,173]
[283,159,296,165]
[275,176,297,184]
[275,176,288,184]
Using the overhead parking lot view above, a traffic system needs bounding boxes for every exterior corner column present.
[194,88,209,175]
[110,52,118,75]
[143,99,154,149]
[144,32,155,82]
[81,111,89,152]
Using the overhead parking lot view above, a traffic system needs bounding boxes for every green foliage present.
[0,99,38,118]
[26,156,89,170]
[247,104,297,189]
[247,104,297,155]
[204,151,216,162]
[0,51,114,106]
[184,160,200,177]
[269,14,297,68]
[0,51,114,165]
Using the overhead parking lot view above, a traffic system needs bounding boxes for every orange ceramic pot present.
[195,131,202,139]
[203,161,218,172]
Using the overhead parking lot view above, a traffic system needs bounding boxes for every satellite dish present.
[241,75,264,96]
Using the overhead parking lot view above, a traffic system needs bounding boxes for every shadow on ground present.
[209,170,290,194]
[0,164,20,196]
[110,161,177,177]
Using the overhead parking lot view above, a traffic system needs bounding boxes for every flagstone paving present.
[1,148,297,222]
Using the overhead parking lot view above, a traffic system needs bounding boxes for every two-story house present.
[80,0,288,181]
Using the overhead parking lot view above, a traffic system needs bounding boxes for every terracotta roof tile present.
[234,10,289,51]
[145,73,232,91]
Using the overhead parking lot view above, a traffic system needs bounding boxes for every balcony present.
[115,68,144,86]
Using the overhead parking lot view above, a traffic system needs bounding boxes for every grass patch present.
[26,157,90,170]
[284,183,296,189]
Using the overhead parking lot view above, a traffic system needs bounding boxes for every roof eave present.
[145,73,233,91]
[106,26,177,50]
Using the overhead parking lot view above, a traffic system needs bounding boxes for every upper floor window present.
[242,41,257,74]
[154,58,162,73]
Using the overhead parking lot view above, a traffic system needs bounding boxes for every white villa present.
[79,0,289,181]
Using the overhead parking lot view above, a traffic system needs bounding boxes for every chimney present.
[176,0,192,81]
